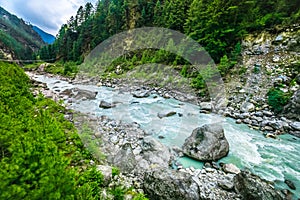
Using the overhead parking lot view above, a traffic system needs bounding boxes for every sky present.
[0,0,97,36]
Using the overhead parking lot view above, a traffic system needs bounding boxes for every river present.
[31,73,300,199]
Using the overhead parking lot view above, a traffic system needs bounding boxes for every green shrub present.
[64,62,79,76]
[109,186,126,200]
[133,193,148,200]
[112,167,120,177]
[267,88,291,113]
[76,167,104,199]
[218,55,231,76]
[238,65,247,75]
[253,64,261,74]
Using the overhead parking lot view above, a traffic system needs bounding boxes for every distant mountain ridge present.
[0,6,45,60]
[32,26,55,44]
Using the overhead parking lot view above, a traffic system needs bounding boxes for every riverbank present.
[26,70,299,199]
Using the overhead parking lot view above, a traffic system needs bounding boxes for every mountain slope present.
[0,6,45,60]
[33,26,55,44]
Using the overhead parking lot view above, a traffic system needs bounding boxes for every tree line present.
[38,0,300,63]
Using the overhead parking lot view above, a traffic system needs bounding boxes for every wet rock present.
[157,111,177,119]
[74,88,98,100]
[221,163,241,174]
[236,119,242,124]
[264,126,274,131]
[163,93,171,99]
[99,100,116,109]
[182,123,229,161]
[290,121,300,131]
[143,169,200,200]
[132,90,150,98]
[243,118,252,124]
[234,170,285,200]
[200,102,212,112]
[284,179,296,190]
[158,135,165,139]
[265,133,277,139]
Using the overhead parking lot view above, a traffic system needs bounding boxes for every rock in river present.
[182,123,229,161]
[200,102,212,112]
[132,89,150,98]
[157,111,177,119]
[74,88,98,99]
[99,100,116,109]
[284,179,296,190]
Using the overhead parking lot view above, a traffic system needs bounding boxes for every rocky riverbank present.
[69,110,288,200]
[223,24,300,137]
[26,71,294,199]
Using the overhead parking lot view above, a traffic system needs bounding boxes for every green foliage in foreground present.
[0,62,147,199]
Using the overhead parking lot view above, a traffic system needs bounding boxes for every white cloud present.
[0,0,96,36]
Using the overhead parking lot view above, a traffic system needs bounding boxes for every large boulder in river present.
[234,170,285,200]
[182,123,229,161]
[73,88,98,100]
[61,88,98,100]
[143,169,200,200]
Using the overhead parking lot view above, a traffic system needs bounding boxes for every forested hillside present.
[39,0,300,64]
[0,7,45,60]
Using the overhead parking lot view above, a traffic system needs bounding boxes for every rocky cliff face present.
[224,24,300,136]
